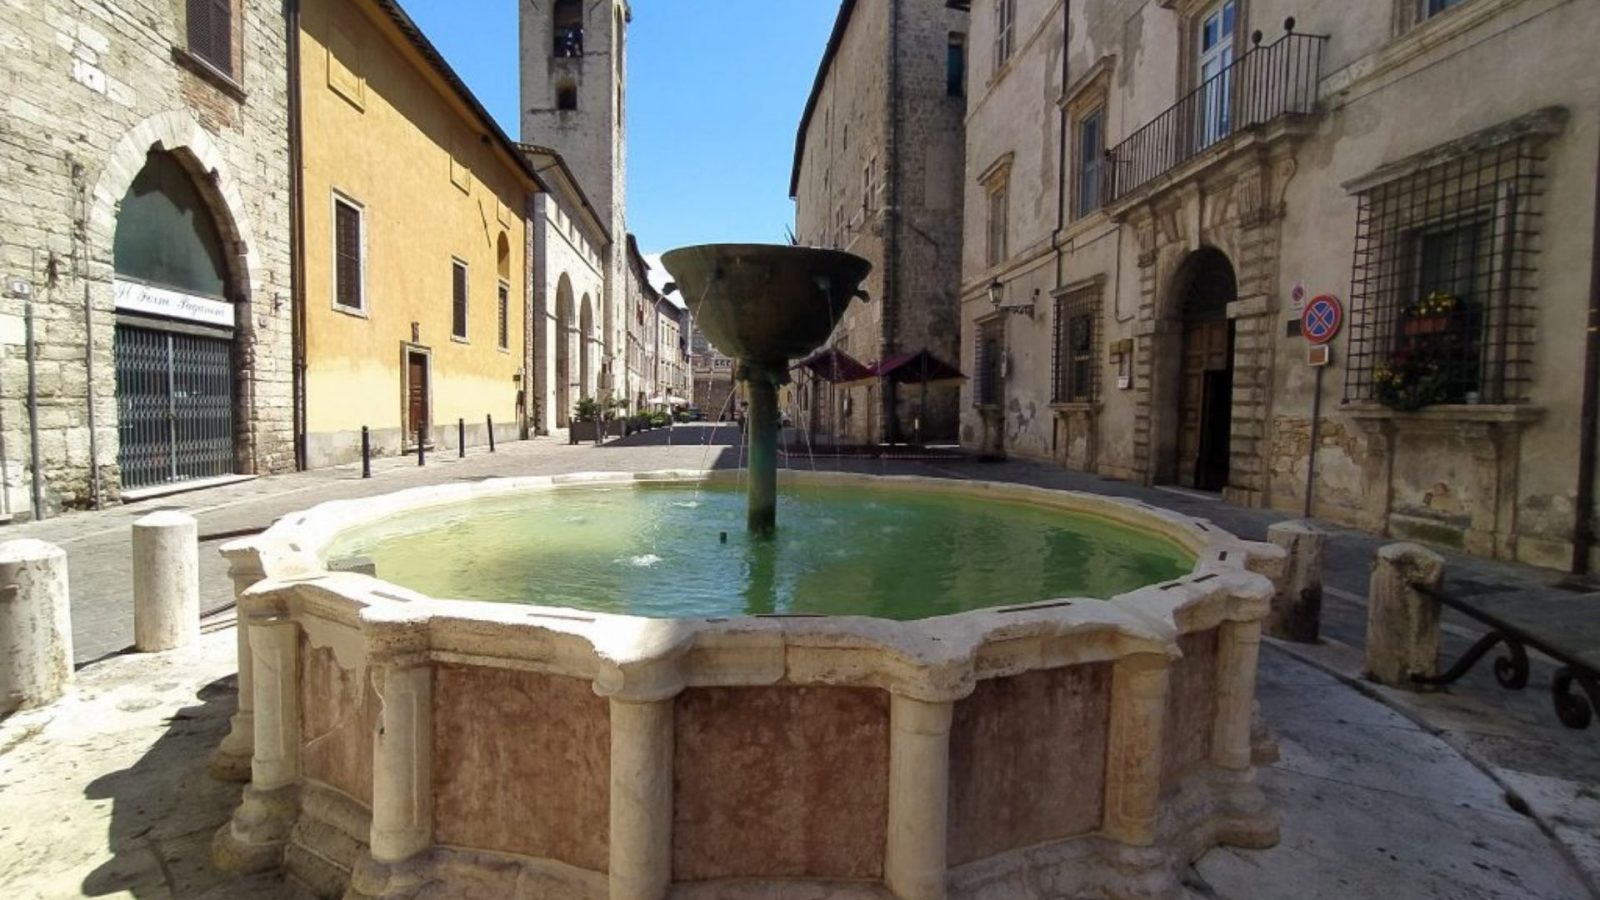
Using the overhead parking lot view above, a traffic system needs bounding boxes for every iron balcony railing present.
[1106,30,1328,205]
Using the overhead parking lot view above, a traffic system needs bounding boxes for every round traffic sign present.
[1301,294,1343,345]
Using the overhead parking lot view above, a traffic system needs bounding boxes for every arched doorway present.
[555,275,575,427]
[112,149,239,491]
[1168,248,1237,492]
[579,293,595,400]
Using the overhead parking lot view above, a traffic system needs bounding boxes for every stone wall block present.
[0,539,73,712]
[1364,543,1445,687]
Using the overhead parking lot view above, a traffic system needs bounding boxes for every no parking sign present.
[1301,294,1343,346]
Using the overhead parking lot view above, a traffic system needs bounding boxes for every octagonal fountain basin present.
[215,471,1285,900]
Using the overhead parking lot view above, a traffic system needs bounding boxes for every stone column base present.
[209,711,254,782]
[213,783,300,874]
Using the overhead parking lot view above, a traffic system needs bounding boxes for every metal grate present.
[974,320,1003,407]
[115,325,235,490]
[1052,287,1099,404]
[1343,141,1543,409]
[1106,32,1326,204]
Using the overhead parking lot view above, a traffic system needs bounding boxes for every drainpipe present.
[25,297,43,519]
[288,0,308,471]
[882,0,902,446]
[1571,135,1600,577]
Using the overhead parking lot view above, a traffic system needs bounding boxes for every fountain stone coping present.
[223,469,1281,704]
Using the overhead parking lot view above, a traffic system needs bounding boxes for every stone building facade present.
[958,0,1599,569]
[521,0,630,407]
[521,145,608,432]
[791,0,970,446]
[296,0,539,467]
[0,0,295,518]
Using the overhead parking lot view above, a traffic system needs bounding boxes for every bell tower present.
[521,0,630,385]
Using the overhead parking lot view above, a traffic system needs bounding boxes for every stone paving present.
[2,425,1598,897]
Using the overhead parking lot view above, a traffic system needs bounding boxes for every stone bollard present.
[1364,542,1445,687]
[133,511,200,652]
[1266,521,1325,643]
[0,540,73,712]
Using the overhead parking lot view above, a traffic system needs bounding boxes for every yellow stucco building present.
[297,0,540,466]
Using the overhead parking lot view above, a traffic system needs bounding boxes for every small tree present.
[572,396,602,423]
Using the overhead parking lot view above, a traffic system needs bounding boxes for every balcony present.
[1106,30,1327,206]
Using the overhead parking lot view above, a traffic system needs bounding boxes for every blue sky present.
[400,1,838,257]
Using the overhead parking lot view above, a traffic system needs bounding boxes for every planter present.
[570,421,599,443]
[1401,315,1451,338]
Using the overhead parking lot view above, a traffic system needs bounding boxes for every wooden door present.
[1176,318,1231,489]
[407,352,428,443]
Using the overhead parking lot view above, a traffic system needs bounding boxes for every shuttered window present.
[333,197,364,311]
[497,281,510,349]
[452,261,469,340]
[187,0,234,76]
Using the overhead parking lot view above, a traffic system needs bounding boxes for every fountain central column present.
[741,364,783,537]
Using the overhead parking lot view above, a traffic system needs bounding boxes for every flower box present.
[1402,315,1451,337]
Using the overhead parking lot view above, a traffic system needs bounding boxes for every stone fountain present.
[660,244,872,535]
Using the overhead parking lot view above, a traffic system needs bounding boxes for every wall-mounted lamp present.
[987,278,1036,319]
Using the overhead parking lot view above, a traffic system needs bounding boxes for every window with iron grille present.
[993,0,1017,73]
[187,0,234,76]
[1343,141,1542,410]
[498,281,510,350]
[333,196,363,311]
[1052,287,1098,403]
[451,260,469,341]
[975,320,1004,406]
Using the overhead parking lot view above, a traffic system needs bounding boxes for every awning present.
[795,347,873,383]
[868,350,966,385]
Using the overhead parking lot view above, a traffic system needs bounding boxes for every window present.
[1053,287,1099,403]
[1423,0,1468,18]
[187,0,234,76]
[498,281,510,350]
[993,0,1017,73]
[986,178,1009,267]
[333,195,364,312]
[862,155,877,212]
[451,260,469,341]
[1197,1,1238,148]
[557,80,578,112]
[1074,107,1105,219]
[948,33,967,97]
[975,319,1004,406]
[554,0,583,57]
[1343,140,1542,409]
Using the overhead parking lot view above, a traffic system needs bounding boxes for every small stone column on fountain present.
[885,694,955,900]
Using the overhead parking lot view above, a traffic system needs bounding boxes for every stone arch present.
[1151,246,1240,491]
[89,111,260,302]
[90,111,263,488]
[556,274,575,427]
[579,293,595,401]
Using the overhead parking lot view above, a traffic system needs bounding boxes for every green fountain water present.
[324,483,1193,620]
